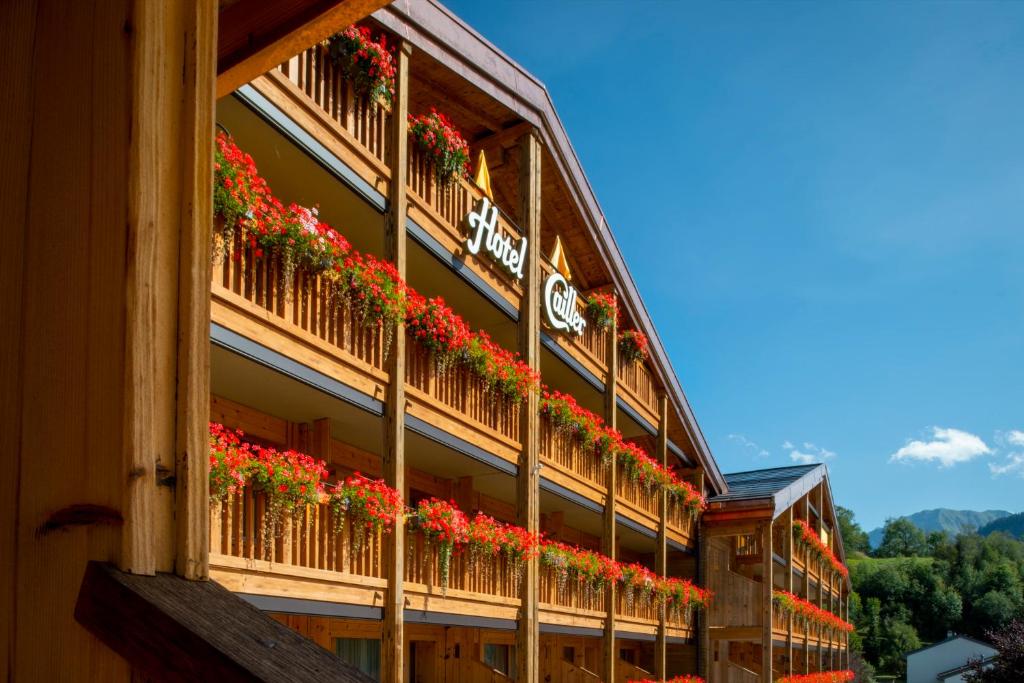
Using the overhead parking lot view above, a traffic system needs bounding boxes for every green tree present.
[837,505,871,555]
[877,618,921,676]
[875,517,928,558]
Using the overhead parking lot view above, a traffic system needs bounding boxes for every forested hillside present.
[866,508,1011,548]
[837,508,1024,680]
[980,511,1024,539]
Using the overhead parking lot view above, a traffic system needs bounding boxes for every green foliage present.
[837,505,871,555]
[850,531,1024,676]
[979,512,1024,539]
[963,619,1024,683]
[875,517,929,558]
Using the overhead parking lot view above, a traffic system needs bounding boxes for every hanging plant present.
[773,590,854,634]
[466,512,539,585]
[539,541,622,605]
[328,473,403,553]
[408,108,471,186]
[628,676,706,683]
[776,672,854,683]
[539,389,618,464]
[405,292,471,372]
[584,292,617,331]
[411,498,470,593]
[464,330,540,404]
[656,577,713,622]
[665,476,706,521]
[792,519,848,579]
[619,562,657,610]
[618,328,650,364]
[324,25,396,108]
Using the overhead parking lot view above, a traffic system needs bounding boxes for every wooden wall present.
[0,1,215,679]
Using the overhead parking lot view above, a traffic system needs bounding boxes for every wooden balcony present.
[616,357,661,430]
[771,610,846,649]
[539,415,608,506]
[538,566,607,632]
[540,258,610,383]
[614,591,696,641]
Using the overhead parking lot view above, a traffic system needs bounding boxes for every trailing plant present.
[466,512,540,585]
[776,672,854,683]
[793,519,849,579]
[619,562,657,610]
[656,577,713,622]
[627,675,705,683]
[208,422,327,555]
[665,475,706,521]
[584,292,617,330]
[773,590,854,634]
[539,541,622,604]
[408,108,470,185]
[324,25,396,107]
[618,328,650,364]
[464,330,540,404]
[328,473,403,553]
[405,292,471,371]
[411,498,470,593]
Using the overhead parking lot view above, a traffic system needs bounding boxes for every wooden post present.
[655,394,668,681]
[785,506,794,677]
[381,40,411,683]
[815,485,824,672]
[801,495,810,674]
[515,128,542,683]
[603,315,619,683]
[761,521,774,683]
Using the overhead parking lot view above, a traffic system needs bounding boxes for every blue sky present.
[442,0,1024,531]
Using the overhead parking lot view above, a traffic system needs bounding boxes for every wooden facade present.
[1,1,848,681]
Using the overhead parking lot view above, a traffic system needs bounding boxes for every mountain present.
[979,511,1024,538]
[868,508,1013,547]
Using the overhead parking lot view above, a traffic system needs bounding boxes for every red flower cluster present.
[325,25,396,106]
[214,134,540,403]
[628,676,705,683]
[618,328,650,364]
[209,422,326,510]
[777,671,854,683]
[539,540,712,616]
[793,519,849,579]
[329,472,404,539]
[773,590,854,634]
[408,108,471,185]
[539,389,706,518]
[584,292,618,330]
[466,512,541,566]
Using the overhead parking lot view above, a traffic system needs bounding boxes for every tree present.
[875,517,928,558]
[837,506,871,555]
[964,619,1024,683]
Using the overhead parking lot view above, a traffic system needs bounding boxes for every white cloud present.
[889,427,991,468]
[728,433,769,458]
[990,429,1024,478]
[786,441,836,464]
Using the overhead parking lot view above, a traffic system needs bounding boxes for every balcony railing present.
[539,414,608,496]
[405,341,521,448]
[617,357,660,425]
[539,566,606,615]
[404,531,521,600]
[615,463,661,520]
[278,44,390,166]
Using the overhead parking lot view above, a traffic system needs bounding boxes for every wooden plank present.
[516,129,542,683]
[381,41,411,683]
[761,521,773,682]
[785,505,794,677]
[75,561,373,682]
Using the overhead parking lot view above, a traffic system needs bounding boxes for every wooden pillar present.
[381,40,411,683]
[698,522,710,682]
[603,314,619,682]
[815,485,824,672]
[761,520,774,683]
[515,129,542,683]
[784,506,794,676]
[655,394,668,680]
[801,495,810,674]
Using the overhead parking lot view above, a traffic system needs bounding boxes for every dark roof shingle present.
[709,464,822,503]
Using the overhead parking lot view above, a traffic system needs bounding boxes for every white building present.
[906,635,998,683]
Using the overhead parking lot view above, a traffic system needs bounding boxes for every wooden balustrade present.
[616,356,660,421]
[666,501,697,542]
[539,566,606,615]
[406,144,496,240]
[539,415,607,493]
[404,532,521,599]
[538,259,609,378]
[615,464,661,525]
[405,341,521,445]
[214,238,386,373]
[708,570,762,628]
[210,487,384,578]
[614,590,659,624]
[278,44,389,165]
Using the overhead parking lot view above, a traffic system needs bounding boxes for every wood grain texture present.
[75,561,373,682]
[655,394,668,679]
[603,314,619,683]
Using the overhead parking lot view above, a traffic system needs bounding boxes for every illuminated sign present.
[464,197,526,280]
[543,272,587,336]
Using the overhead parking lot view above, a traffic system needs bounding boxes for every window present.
[483,643,516,679]
[562,646,575,663]
[335,638,381,681]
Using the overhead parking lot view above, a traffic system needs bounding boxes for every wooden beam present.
[655,393,668,681]
[75,561,373,682]
[603,313,619,683]
[785,505,794,677]
[381,41,411,683]
[175,0,217,581]
[762,521,773,683]
[216,0,389,98]
[515,128,542,683]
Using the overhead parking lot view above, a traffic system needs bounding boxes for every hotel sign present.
[464,197,527,281]
[544,272,587,337]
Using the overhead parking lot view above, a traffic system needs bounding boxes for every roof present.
[936,656,998,681]
[712,464,822,503]
[906,634,997,659]
[372,0,727,494]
